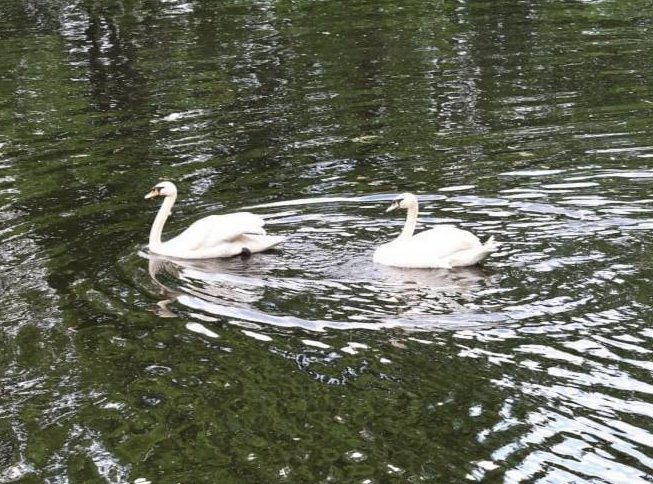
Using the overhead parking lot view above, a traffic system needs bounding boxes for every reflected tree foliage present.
[1,0,653,481]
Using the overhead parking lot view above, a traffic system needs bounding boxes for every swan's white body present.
[145,181,284,259]
[373,193,498,269]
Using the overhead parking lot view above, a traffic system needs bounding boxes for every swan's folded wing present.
[165,212,266,251]
[410,226,480,258]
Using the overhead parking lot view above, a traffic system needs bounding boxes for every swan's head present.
[386,192,418,212]
[145,181,177,199]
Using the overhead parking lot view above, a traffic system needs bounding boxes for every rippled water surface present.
[2,0,653,482]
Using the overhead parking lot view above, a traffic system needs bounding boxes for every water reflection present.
[143,233,500,332]
[4,0,653,481]
[145,251,269,318]
[146,254,182,317]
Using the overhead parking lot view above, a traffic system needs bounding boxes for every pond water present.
[2,0,653,482]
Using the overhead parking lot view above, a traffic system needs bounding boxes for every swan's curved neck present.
[149,194,176,250]
[399,203,418,239]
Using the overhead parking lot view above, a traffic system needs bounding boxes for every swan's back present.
[163,212,267,253]
[411,225,481,256]
[373,225,493,268]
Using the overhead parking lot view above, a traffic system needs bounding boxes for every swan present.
[373,193,498,269]
[145,181,284,259]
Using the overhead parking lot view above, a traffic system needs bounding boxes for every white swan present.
[373,193,498,269]
[145,181,284,259]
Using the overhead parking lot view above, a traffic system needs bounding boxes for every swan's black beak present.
[386,200,401,212]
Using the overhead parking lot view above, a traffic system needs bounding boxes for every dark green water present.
[2,0,653,482]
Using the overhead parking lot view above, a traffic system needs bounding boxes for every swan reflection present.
[146,255,181,317]
[144,252,267,318]
[143,251,498,330]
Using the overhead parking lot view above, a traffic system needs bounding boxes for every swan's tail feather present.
[483,235,499,252]
[265,235,285,248]
[243,234,285,253]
